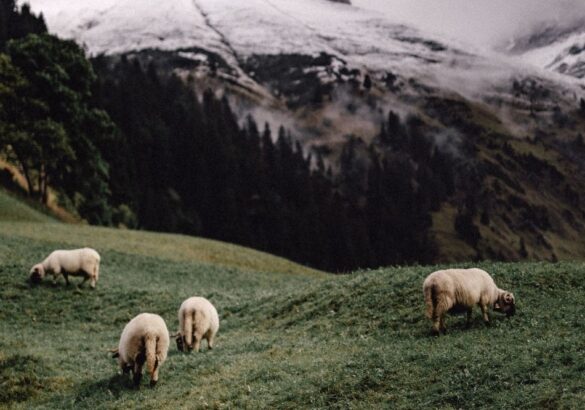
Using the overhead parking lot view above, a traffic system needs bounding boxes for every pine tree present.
[363,74,372,90]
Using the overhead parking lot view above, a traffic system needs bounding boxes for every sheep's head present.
[494,292,516,317]
[29,264,45,283]
[174,333,185,352]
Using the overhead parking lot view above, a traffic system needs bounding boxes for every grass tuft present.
[0,354,59,404]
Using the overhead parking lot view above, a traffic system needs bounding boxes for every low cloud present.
[352,0,585,51]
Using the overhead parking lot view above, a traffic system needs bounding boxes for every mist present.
[352,0,585,51]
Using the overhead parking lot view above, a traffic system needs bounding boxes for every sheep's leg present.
[150,364,159,388]
[465,308,473,328]
[431,310,442,335]
[79,275,89,288]
[439,314,447,334]
[133,362,143,387]
[193,332,202,352]
[434,298,450,335]
[207,332,215,350]
[480,304,490,325]
[63,272,70,286]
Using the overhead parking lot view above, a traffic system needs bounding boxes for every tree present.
[363,74,372,90]
[1,0,46,49]
[512,78,550,117]
[2,34,114,223]
[454,211,481,248]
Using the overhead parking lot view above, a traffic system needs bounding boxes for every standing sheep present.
[423,268,515,335]
[174,297,219,352]
[111,313,170,387]
[29,248,101,288]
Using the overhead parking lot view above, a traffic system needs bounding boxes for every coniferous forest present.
[0,1,468,271]
[91,57,457,271]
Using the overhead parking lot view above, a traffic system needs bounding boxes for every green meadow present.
[1,189,584,409]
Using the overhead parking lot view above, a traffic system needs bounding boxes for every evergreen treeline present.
[0,0,46,49]
[92,58,457,271]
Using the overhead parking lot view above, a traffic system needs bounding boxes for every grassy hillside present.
[0,222,324,278]
[0,189,55,223]
[1,216,584,408]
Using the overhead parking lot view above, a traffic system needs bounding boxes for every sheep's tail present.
[144,334,158,380]
[424,283,437,319]
[183,309,193,347]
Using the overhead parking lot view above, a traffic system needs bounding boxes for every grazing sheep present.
[111,313,170,387]
[29,248,101,288]
[174,297,219,352]
[423,268,515,335]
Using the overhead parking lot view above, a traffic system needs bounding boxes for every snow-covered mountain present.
[507,18,585,79]
[24,0,526,93]
[22,0,584,140]
[23,0,584,155]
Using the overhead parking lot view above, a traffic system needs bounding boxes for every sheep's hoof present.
[484,321,491,327]
[431,329,440,337]
[150,380,158,388]
[133,374,142,387]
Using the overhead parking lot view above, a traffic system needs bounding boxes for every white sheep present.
[174,297,219,352]
[29,248,101,288]
[423,268,515,335]
[110,313,170,387]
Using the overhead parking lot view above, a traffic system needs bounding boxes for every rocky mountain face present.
[23,0,585,263]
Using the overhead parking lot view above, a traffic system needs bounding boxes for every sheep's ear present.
[494,302,501,310]
[108,348,119,358]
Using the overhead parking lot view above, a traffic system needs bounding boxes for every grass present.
[0,222,324,278]
[0,189,55,223]
[1,224,584,408]
[1,192,584,409]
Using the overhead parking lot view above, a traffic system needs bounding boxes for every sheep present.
[29,248,101,288]
[174,297,219,352]
[423,268,515,335]
[110,313,170,387]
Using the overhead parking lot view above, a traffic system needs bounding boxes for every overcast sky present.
[352,0,585,50]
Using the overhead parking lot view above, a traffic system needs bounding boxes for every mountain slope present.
[21,0,230,58]
[18,0,585,266]
[25,0,522,94]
